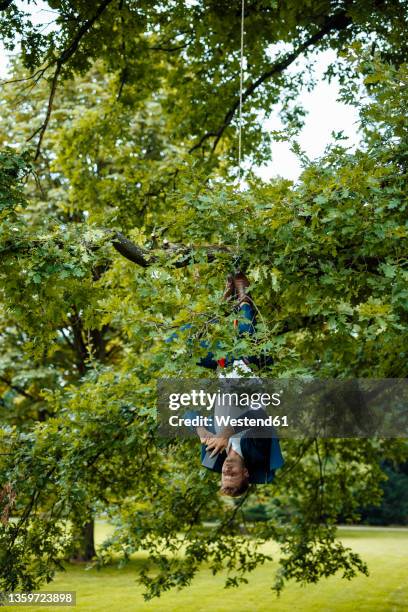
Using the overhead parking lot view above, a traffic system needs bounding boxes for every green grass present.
[4,525,408,612]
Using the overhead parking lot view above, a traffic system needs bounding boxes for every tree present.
[0,0,408,600]
[359,461,408,526]
[1,0,407,160]
[0,59,184,561]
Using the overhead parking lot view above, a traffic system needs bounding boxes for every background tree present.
[359,461,408,526]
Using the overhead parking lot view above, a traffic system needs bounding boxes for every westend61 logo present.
[167,389,283,411]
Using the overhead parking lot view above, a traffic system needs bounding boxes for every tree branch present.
[59,327,77,352]
[189,9,353,154]
[110,230,231,267]
[0,229,231,268]
[109,231,151,267]
[0,374,41,402]
[0,227,387,276]
[27,0,114,159]
[0,0,13,10]
[28,62,62,160]
[68,307,89,376]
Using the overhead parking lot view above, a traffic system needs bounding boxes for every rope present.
[231,0,245,273]
[237,0,245,189]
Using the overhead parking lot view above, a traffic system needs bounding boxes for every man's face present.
[221,450,248,489]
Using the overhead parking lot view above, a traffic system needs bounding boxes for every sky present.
[0,1,361,182]
[255,50,360,181]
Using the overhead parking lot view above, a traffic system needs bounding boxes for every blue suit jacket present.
[193,408,284,484]
[165,303,273,369]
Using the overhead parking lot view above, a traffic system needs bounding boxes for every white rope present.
[237,0,245,189]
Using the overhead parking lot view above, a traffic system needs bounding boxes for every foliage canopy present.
[0,0,407,600]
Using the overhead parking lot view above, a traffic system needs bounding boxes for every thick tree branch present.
[189,9,353,154]
[0,229,231,268]
[110,231,152,267]
[0,227,387,275]
[110,230,231,267]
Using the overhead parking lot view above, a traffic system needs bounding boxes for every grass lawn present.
[3,525,408,612]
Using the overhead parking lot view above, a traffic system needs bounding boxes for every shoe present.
[233,272,253,305]
[223,274,235,301]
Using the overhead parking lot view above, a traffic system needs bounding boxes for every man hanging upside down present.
[171,272,284,498]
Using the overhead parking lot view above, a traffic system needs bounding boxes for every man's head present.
[220,449,249,497]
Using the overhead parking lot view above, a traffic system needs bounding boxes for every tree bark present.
[70,518,96,562]
[111,230,231,267]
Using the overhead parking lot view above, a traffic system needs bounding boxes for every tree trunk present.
[70,518,96,562]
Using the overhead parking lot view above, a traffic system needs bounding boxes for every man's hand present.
[196,426,214,444]
[205,436,229,458]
